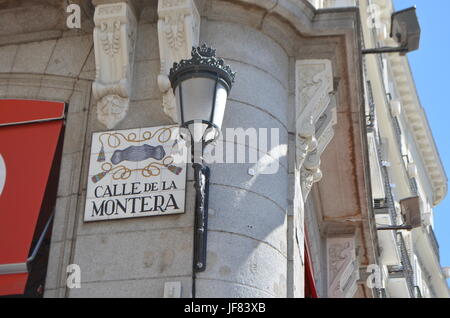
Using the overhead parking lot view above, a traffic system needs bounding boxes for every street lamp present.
[169,44,235,273]
[377,196,422,231]
[363,7,420,55]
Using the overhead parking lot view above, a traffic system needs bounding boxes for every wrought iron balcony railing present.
[380,165,398,226]
[396,232,416,298]
[409,177,419,197]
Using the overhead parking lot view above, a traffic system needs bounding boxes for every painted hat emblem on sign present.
[0,154,6,195]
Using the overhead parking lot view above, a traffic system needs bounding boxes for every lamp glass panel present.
[175,77,216,125]
[211,84,228,131]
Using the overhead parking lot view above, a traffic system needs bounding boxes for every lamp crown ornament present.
[169,44,236,91]
[195,44,216,58]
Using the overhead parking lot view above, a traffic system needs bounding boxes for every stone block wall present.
[0,0,365,298]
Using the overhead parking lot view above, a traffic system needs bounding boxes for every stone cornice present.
[218,0,361,36]
[389,54,448,205]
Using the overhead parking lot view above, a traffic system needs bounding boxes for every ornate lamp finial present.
[169,44,236,92]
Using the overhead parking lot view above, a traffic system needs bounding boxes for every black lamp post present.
[169,44,235,274]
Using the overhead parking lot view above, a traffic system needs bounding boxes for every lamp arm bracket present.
[362,46,409,55]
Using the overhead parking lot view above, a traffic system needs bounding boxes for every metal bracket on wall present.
[193,163,210,273]
[362,46,409,55]
[377,224,413,231]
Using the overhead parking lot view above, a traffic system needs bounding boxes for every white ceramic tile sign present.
[84,125,187,222]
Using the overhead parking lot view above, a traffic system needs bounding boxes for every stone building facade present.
[358,0,449,298]
[0,0,447,298]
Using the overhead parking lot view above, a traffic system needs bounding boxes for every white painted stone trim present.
[295,59,336,200]
[92,2,137,129]
[157,0,200,122]
[327,234,359,298]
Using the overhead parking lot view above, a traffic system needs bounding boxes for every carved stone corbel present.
[301,151,322,199]
[295,60,333,168]
[157,0,200,122]
[327,234,359,298]
[92,2,137,129]
[295,60,335,199]
[301,94,337,199]
[291,60,334,297]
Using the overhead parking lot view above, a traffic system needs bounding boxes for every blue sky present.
[393,0,450,284]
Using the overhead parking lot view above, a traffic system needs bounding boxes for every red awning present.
[305,228,318,298]
[0,99,65,296]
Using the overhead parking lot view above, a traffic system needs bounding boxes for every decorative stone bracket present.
[295,59,336,200]
[301,95,337,199]
[292,60,337,292]
[157,0,200,122]
[327,234,359,298]
[92,2,137,129]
